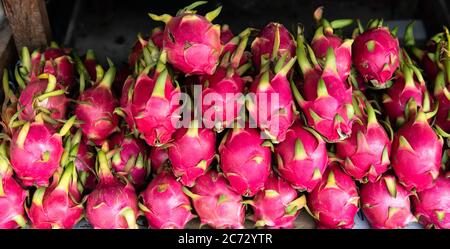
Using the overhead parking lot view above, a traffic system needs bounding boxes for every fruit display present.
[1,1,450,229]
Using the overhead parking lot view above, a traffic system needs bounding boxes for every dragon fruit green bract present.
[28,163,83,229]
[433,71,450,133]
[85,151,139,229]
[219,127,271,196]
[275,121,328,191]
[251,174,307,228]
[336,101,391,183]
[391,111,442,191]
[168,120,216,187]
[149,1,222,75]
[413,175,450,229]
[139,170,194,228]
[75,66,119,145]
[0,143,27,229]
[308,163,359,229]
[352,26,400,88]
[360,175,416,229]
[183,170,245,229]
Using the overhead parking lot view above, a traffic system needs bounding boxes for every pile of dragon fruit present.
[0,2,449,229]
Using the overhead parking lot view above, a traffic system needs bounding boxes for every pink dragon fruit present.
[352,25,400,88]
[307,163,359,229]
[75,66,119,145]
[391,111,442,191]
[383,65,430,125]
[247,55,297,143]
[219,127,271,196]
[336,101,391,183]
[360,175,416,229]
[275,121,328,191]
[151,27,164,49]
[43,54,75,89]
[220,24,234,44]
[139,170,195,228]
[129,52,181,146]
[413,175,450,229]
[294,32,355,142]
[183,170,245,228]
[10,116,75,186]
[150,146,169,175]
[250,174,307,228]
[18,74,69,122]
[168,120,216,187]
[433,72,450,133]
[85,150,139,229]
[129,34,150,69]
[28,163,83,229]
[83,49,98,82]
[0,143,28,229]
[311,22,353,81]
[149,1,222,75]
[251,22,296,71]
[109,132,149,190]
[69,130,96,192]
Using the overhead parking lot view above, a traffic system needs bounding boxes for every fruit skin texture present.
[295,40,355,142]
[251,22,296,71]
[109,132,149,189]
[219,127,271,196]
[391,112,442,191]
[275,122,328,192]
[336,102,391,183]
[433,71,450,133]
[308,163,359,229]
[352,27,400,88]
[155,12,221,75]
[75,67,119,145]
[184,170,245,229]
[149,147,169,175]
[28,164,83,229]
[139,171,194,229]
[18,76,69,122]
[0,145,28,229]
[360,175,415,229]
[251,174,306,228]
[86,151,139,229]
[311,27,353,81]
[10,122,63,187]
[168,121,216,187]
[413,175,450,229]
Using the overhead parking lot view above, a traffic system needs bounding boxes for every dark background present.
[46,0,450,64]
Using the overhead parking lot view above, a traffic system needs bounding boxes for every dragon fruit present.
[28,163,83,229]
[85,150,139,229]
[43,54,75,89]
[129,34,150,69]
[247,55,297,143]
[150,146,169,175]
[250,174,307,228]
[360,175,416,229]
[352,24,400,88]
[0,143,28,229]
[83,49,98,82]
[139,170,195,228]
[307,163,359,229]
[183,170,245,228]
[391,111,442,191]
[149,1,222,75]
[251,22,296,71]
[433,72,450,133]
[75,66,119,145]
[383,65,430,126]
[294,31,355,142]
[311,21,353,81]
[413,175,450,229]
[221,24,234,44]
[109,132,149,190]
[129,52,181,146]
[219,127,271,196]
[168,120,216,187]
[275,121,328,191]
[151,27,164,49]
[18,74,69,123]
[10,116,75,187]
[69,130,96,192]
[336,101,391,183]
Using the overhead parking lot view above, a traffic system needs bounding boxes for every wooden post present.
[2,0,52,51]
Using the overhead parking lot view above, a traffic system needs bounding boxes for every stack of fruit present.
[0,2,449,229]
